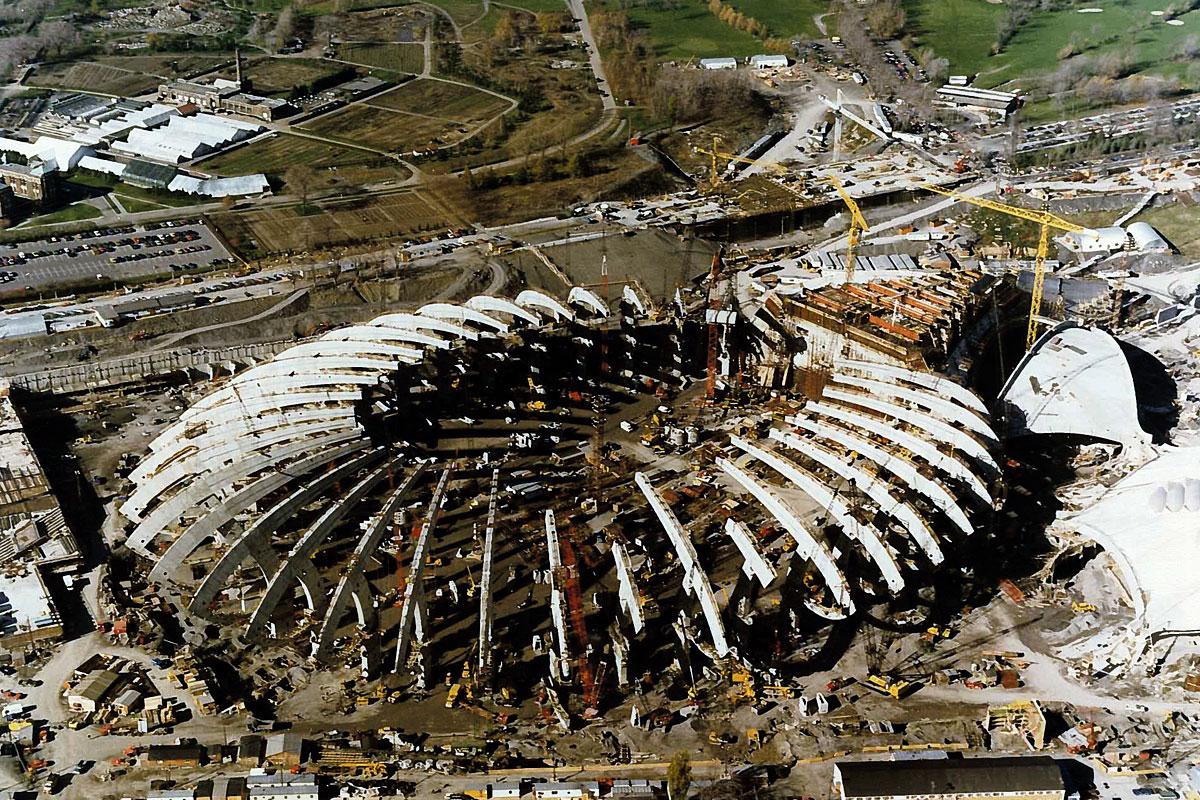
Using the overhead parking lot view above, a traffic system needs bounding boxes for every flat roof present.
[0,567,58,638]
[836,756,1063,798]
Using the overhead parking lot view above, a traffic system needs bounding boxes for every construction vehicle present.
[746,728,761,749]
[729,668,756,703]
[445,683,463,709]
[708,731,738,745]
[1072,602,1099,613]
[760,685,795,700]
[861,673,914,699]
[922,625,954,643]
[919,183,1090,350]
[829,176,870,284]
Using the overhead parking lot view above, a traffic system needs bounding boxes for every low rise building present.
[145,743,206,768]
[834,756,1065,800]
[0,160,57,205]
[68,668,122,713]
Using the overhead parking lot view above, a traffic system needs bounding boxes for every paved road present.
[568,0,616,111]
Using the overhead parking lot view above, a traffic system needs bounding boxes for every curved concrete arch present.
[516,289,573,322]
[370,313,478,342]
[716,456,853,618]
[805,400,992,507]
[279,339,425,362]
[769,428,944,564]
[246,457,405,640]
[824,387,997,472]
[834,358,989,416]
[165,390,360,445]
[313,465,428,662]
[730,436,905,593]
[128,417,359,503]
[417,302,508,333]
[790,415,974,535]
[832,374,997,444]
[132,432,364,557]
[567,286,610,317]
[226,357,400,385]
[188,448,388,615]
[145,439,370,579]
[465,295,541,325]
[190,373,385,413]
[135,407,358,485]
[322,325,452,350]
[179,390,363,424]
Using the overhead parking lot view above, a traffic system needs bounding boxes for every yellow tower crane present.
[920,183,1091,350]
[694,135,785,190]
[829,176,870,284]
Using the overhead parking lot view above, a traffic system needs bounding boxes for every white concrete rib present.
[716,456,854,618]
[770,428,943,564]
[730,435,905,594]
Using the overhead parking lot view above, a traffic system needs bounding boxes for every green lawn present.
[603,0,767,61]
[494,0,567,11]
[908,0,1200,89]
[1129,203,1200,256]
[28,202,103,225]
[114,194,166,213]
[728,0,827,39]
[338,43,425,73]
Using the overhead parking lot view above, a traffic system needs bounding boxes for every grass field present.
[30,62,162,95]
[598,0,765,61]
[496,0,569,11]
[27,202,103,226]
[213,57,350,96]
[368,78,510,121]
[727,0,826,39]
[337,43,426,73]
[301,104,466,151]
[200,134,411,190]
[28,53,227,95]
[1130,203,1200,256]
[210,190,449,254]
[427,0,486,26]
[908,0,1200,89]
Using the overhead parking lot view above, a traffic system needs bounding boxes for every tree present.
[285,163,317,207]
[865,0,906,38]
[667,751,692,800]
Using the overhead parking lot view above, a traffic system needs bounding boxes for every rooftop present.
[835,756,1064,798]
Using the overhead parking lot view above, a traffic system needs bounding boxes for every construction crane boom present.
[919,183,1091,350]
[829,176,870,284]
[695,134,784,189]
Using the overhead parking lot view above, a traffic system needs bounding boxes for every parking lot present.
[0,219,235,296]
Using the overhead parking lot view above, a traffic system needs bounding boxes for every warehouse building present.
[700,57,738,70]
[935,84,1020,117]
[834,756,1065,800]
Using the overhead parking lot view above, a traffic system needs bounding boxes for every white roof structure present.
[70,103,179,146]
[700,57,737,70]
[998,322,1151,452]
[77,155,126,177]
[1069,446,1200,652]
[1058,226,1127,253]
[168,173,269,197]
[111,113,264,164]
[750,54,788,69]
[0,135,93,172]
[1126,222,1172,253]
